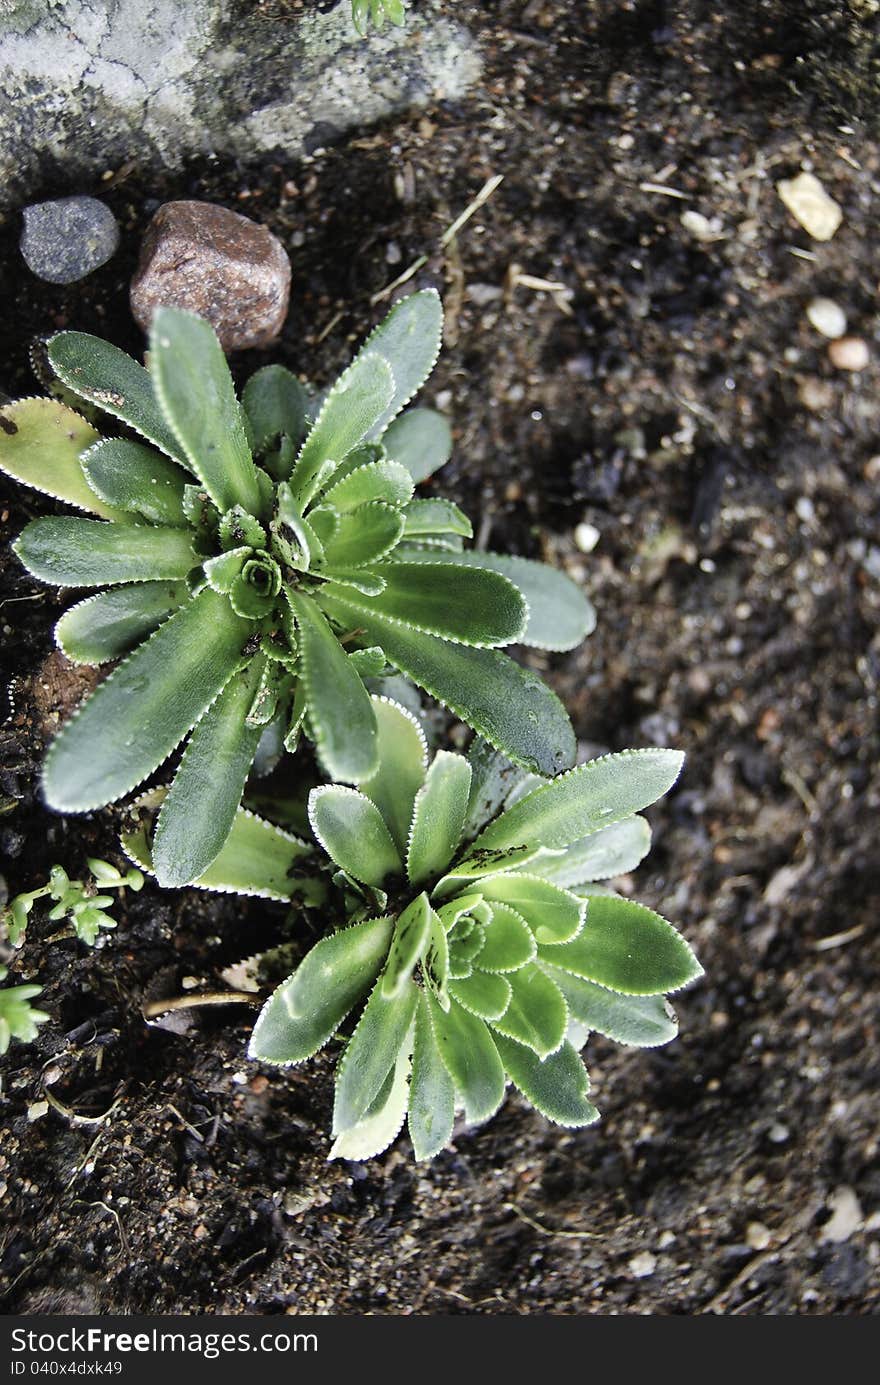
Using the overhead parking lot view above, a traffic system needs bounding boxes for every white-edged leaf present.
[529,815,652,888]
[472,749,685,855]
[330,1042,412,1161]
[542,966,679,1047]
[308,785,401,887]
[359,696,427,851]
[333,977,418,1133]
[249,915,394,1065]
[55,581,188,666]
[408,991,455,1160]
[406,751,471,886]
[381,893,432,999]
[0,397,124,518]
[494,1035,599,1128]
[358,291,443,437]
[150,308,262,517]
[539,894,703,996]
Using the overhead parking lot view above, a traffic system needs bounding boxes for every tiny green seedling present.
[2,858,144,947]
[1,292,593,893]
[0,965,49,1055]
[352,0,406,36]
[236,698,701,1161]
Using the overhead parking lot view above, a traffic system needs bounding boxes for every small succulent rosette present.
[1,292,593,890]
[247,698,702,1161]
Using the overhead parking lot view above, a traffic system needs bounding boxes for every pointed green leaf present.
[540,894,702,995]
[289,590,378,782]
[377,405,450,483]
[427,991,505,1125]
[490,964,567,1058]
[360,562,527,647]
[47,331,185,464]
[423,905,450,1009]
[242,364,308,454]
[324,567,387,596]
[435,892,483,930]
[531,815,652,889]
[43,588,250,811]
[321,500,405,568]
[357,291,443,438]
[323,459,415,512]
[494,1035,599,1128]
[122,797,311,899]
[392,549,595,652]
[250,915,395,1064]
[151,660,265,887]
[358,696,427,851]
[203,545,249,594]
[55,581,188,666]
[381,893,432,999]
[314,441,385,497]
[542,967,679,1048]
[15,518,198,587]
[448,970,511,1023]
[309,785,401,887]
[434,847,545,900]
[408,991,455,1160]
[333,977,418,1133]
[473,749,685,855]
[317,588,575,776]
[149,308,262,516]
[406,751,471,886]
[0,397,123,518]
[81,439,188,526]
[400,498,472,539]
[290,353,394,507]
[330,1043,411,1161]
[479,872,584,944]
[477,901,537,973]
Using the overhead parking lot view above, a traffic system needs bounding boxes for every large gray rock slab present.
[0,1,480,209]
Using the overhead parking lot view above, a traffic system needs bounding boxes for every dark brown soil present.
[1,1,878,1316]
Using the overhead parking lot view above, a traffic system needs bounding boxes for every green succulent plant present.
[0,965,49,1055]
[235,697,701,1162]
[352,0,406,36]
[1,858,144,947]
[1,291,593,892]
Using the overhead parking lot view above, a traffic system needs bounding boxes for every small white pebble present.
[26,1101,49,1122]
[231,1070,248,1085]
[746,1221,772,1251]
[795,496,815,522]
[658,1230,676,1249]
[822,1186,863,1243]
[806,297,846,340]
[574,521,600,553]
[628,1250,657,1278]
[681,209,723,241]
[777,171,842,241]
[828,337,869,371]
[768,1122,790,1144]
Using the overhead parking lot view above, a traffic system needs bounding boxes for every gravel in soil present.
[1,1,878,1315]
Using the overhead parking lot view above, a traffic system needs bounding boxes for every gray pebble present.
[20,196,120,284]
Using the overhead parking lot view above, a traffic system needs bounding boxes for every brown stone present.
[130,200,291,351]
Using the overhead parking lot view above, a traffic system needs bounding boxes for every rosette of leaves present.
[248,698,702,1161]
[1,290,593,890]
